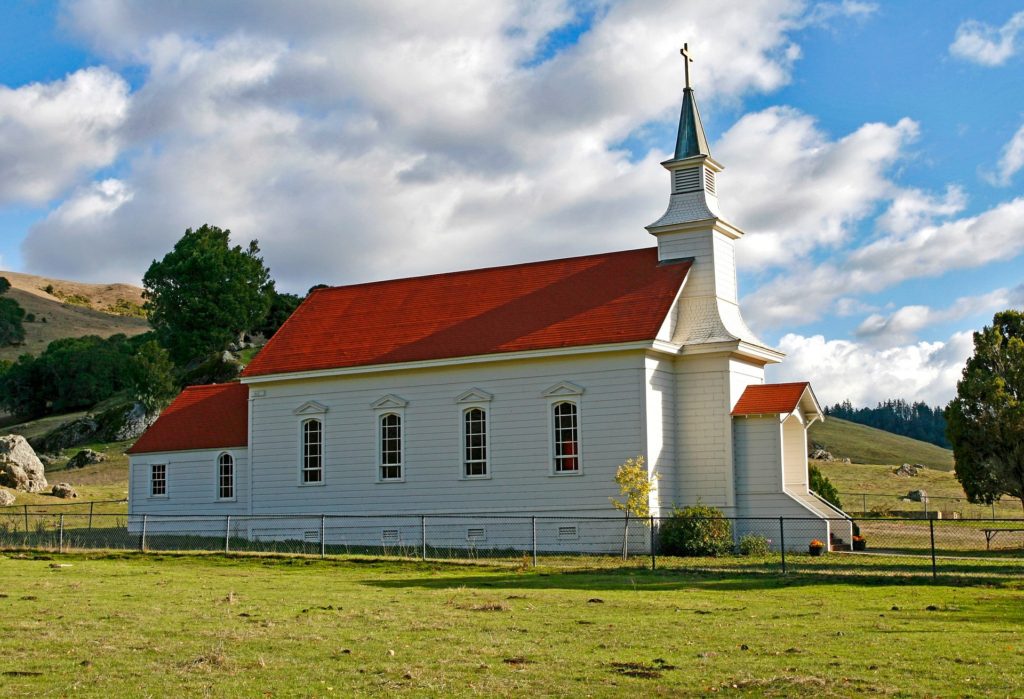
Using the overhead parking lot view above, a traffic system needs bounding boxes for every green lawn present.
[0,553,1021,697]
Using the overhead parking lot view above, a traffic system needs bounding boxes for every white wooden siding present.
[673,355,733,510]
[733,417,781,495]
[782,413,808,489]
[128,449,249,516]
[644,355,675,515]
[247,351,647,516]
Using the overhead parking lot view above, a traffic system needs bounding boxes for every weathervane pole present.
[680,43,694,89]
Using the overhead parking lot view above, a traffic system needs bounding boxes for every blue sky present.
[0,0,1022,406]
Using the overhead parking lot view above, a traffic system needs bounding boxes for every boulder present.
[894,463,920,477]
[36,453,60,466]
[95,401,160,442]
[66,449,106,469]
[809,448,834,462]
[0,490,15,506]
[51,482,78,499]
[906,489,928,502]
[841,457,852,464]
[0,435,48,493]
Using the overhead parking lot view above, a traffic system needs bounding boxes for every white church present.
[128,51,847,549]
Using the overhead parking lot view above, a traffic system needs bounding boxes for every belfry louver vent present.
[672,167,702,194]
[704,169,716,195]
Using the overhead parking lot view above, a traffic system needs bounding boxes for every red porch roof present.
[732,382,817,416]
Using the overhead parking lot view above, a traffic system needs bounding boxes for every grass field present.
[0,553,1020,697]
[808,417,954,471]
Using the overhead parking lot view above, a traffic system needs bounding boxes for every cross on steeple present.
[680,43,694,89]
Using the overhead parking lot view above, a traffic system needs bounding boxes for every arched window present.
[552,401,579,473]
[379,413,402,480]
[218,453,234,500]
[463,407,488,477]
[301,418,323,484]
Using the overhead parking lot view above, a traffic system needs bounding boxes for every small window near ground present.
[151,463,166,496]
[302,418,323,484]
[380,413,403,480]
[463,407,488,477]
[552,401,580,473]
[218,453,234,500]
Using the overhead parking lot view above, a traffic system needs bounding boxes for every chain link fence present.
[1,509,1022,580]
[837,491,1022,520]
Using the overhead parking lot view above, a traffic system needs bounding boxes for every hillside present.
[0,270,150,362]
[808,416,954,471]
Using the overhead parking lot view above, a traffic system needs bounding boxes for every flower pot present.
[808,545,825,556]
[852,539,867,551]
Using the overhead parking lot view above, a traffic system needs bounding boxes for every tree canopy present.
[826,398,949,448]
[143,225,274,364]
[0,276,26,347]
[945,310,1024,511]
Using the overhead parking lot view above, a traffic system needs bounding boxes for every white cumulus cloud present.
[986,122,1024,186]
[769,331,975,406]
[949,11,1024,66]
[0,68,129,205]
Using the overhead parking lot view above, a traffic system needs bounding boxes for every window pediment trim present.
[542,381,585,398]
[293,400,329,416]
[371,394,409,410]
[455,388,493,404]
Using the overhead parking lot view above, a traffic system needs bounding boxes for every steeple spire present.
[673,43,710,160]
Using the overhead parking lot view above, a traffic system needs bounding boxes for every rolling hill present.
[809,416,954,470]
[0,270,150,362]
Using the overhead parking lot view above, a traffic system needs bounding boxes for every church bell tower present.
[646,44,776,358]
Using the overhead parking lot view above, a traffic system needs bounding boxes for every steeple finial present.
[680,43,694,89]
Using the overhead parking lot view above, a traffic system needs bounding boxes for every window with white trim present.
[301,418,323,484]
[218,453,234,500]
[552,401,580,473]
[379,413,402,480]
[463,407,488,477]
[151,463,167,496]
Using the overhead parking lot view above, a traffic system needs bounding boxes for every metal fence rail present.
[0,511,1021,580]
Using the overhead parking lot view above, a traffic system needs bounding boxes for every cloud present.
[716,107,918,268]
[0,68,129,205]
[25,0,844,286]
[746,197,1024,329]
[854,286,1024,346]
[876,185,966,235]
[985,122,1024,186]
[949,11,1024,66]
[769,330,975,406]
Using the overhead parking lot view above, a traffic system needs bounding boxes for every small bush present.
[658,503,732,557]
[809,464,842,509]
[738,533,771,556]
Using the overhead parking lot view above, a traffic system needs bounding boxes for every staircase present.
[829,531,852,552]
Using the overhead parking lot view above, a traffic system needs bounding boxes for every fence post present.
[862,494,867,515]
[320,515,326,559]
[779,517,786,575]
[23,504,29,533]
[650,515,656,571]
[59,514,64,553]
[224,515,231,554]
[421,515,427,561]
[929,517,937,579]
[88,501,94,531]
[531,516,537,567]
[992,503,996,520]
[140,514,148,552]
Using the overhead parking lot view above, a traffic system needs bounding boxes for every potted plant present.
[852,534,867,551]
[808,539,825,556]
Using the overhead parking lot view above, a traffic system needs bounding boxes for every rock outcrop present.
[33,401,161,453]
[0,435,48,493]
[0,490,15,506]
[895,463,920,477]
[906,489,928,502]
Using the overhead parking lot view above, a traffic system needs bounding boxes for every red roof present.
[127,383,249,454]
[732,382,813,416]
[243,248,690,378]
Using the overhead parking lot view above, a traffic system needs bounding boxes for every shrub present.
[809,464,842,509]
[658,503,732,556]
[738,533,771,556]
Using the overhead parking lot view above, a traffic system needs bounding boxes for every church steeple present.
[673,44,710,160]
